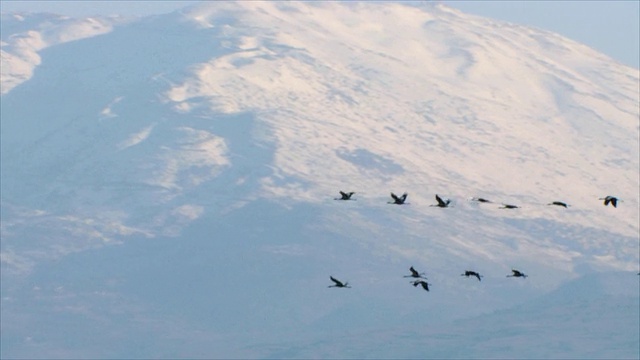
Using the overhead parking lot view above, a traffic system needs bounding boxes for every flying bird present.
[403,266,427,279]
[328,276,351,288]
[431,194,451,208]
[548,201,569,208]
[461,270,482,281]
[388,192,408,205]
[471,197,492,203]
[335,191,355,200]
[599,196,620,208]
[507,269,528,278]
[412,280,431,292]
[500,204,519,209]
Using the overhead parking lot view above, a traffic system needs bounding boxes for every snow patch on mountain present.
[0,12,127,94]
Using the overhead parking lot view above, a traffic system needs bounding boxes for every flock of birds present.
[329,267,527,292]
[334,191,623,209]
[328,191,629,291]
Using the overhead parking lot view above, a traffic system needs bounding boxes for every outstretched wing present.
[435,194,446,207]
[391,192,400,202]
[400,193,408,202]
[474,273,482,281]
[409,266,419,277]
[611,198,617,207]
[512,269,522,276]
[330,276,343,286]
[338,191,355,200]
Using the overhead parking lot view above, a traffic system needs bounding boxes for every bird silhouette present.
[599,196,620,208]
[507,269,528,278]
[412,280,430,292]
[461,270,482,281]
[328,276,351,288]
[548,201,569,208]
[471,197,492,203]
[403,266,427,279]
[500,204,519,209]
[334,191,355,200]
[431,194,451,208]
[388,192,408,205]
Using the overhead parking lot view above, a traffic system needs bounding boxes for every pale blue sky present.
[1,1,638,68]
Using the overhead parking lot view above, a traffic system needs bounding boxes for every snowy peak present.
[161,2,638,211]
[1,1,638,262]
[1,12,127,94]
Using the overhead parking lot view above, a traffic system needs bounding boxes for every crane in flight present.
[500,204,520,209]
[403,266,427,279]
[388,192,408,205]
[334,191,355,200]
[599,196,621,208]
[431,194,451,208]
[547,201,569,208]
[507,269,528,278]
[328,276,351,288]
[461,270,482,281]
[411,280,431,292]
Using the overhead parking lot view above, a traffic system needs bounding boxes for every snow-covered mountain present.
[1,2,638,358]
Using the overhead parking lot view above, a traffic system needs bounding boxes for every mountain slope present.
[1,2,638,358]
[262,272,639,359]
